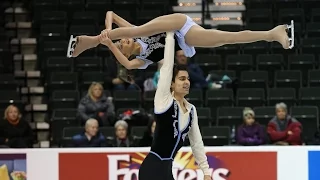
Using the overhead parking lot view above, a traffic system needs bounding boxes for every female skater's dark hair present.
[172,64,188,82]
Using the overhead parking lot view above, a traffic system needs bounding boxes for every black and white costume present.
[138,32,209,180]
[136,15,197,69]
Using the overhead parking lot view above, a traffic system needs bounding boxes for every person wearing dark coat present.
[267,102,302,145]
[77,82,115,126]
[0,105,33,148]
[71,118,108,147]
[110,120,135,147]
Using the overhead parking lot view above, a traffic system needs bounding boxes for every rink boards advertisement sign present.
[58,151,277,180]
[1,146,320,180]
[308,150,320,180]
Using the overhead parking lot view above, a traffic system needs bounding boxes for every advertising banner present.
[0,154,27,180]
[0,146,315,180]
[59,151,277,180]
[308,150,320,180]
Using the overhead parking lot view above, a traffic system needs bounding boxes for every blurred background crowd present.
[0,0,320,149]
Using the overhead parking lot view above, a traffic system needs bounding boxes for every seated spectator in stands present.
[0,105,33,148]
[105,56,144,90]
[176,50,225,89]
[72,118,107,147]
[139,119,156,147]
[236,108,265,146]
[111,120,134,147]
[206,72,235,89]
[113,64,139,90]
[143,63,162,91]
[267,102,302,145]
[152,66,160,89]
[77,82,115,126]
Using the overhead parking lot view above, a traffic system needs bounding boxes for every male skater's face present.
[119,38,135,57]
[171,70,190,96]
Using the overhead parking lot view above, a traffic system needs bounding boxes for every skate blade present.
[286,20,294,49]
[67,35,77,58]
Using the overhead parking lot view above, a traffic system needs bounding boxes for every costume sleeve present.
[188,106,210,175]
[154,32,175,114]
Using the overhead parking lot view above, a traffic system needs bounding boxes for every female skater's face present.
[119,38,135,57]
[171,70,190,96]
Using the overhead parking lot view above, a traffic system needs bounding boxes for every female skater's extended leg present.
[185,24,291,49]
[107,13,187,40]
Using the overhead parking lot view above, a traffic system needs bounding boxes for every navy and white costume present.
[136,15,197,69]
[138,32,209,180]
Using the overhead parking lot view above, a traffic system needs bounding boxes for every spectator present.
[143,63,162,91]
[71,118,107,147]
[111,120,134,147]
[236,108,265,146]
[139,119,156,147]
[0,105,33,148]
[267,102,302,145]
[175,50,223,89]
[105,56,144,90]
[114,63,140,90]
[152,67,160,88]
[77,82,115,126]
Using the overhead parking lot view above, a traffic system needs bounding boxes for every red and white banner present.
[59,150,277,180]
[0,146,316,180]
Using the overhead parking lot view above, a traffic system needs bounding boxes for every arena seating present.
[1,0,320,147]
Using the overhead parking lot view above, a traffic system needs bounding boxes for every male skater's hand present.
[204,175,212,180]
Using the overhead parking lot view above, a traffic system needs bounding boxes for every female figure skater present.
[138,31,211,180]
[67,12,294,70]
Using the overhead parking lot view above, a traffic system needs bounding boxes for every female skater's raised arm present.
[188,106,210,176]
[105,11,135,29]
[154,32,175,114]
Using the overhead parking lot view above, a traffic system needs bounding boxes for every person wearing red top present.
[267,102,302,145]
